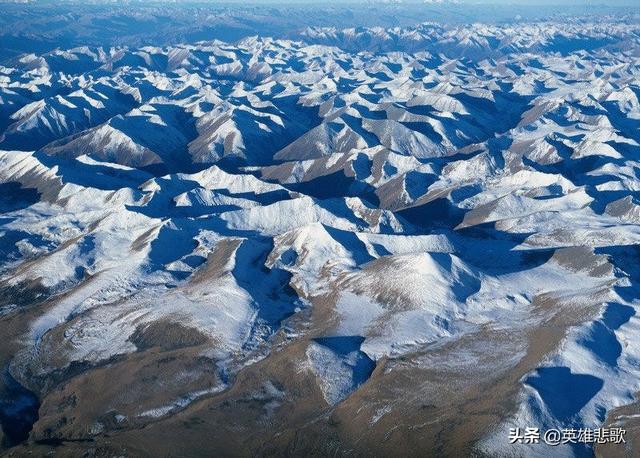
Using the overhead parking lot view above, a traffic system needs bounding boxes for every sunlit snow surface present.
[1,10,640,457]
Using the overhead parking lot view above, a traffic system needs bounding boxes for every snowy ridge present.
[0,16,639,457]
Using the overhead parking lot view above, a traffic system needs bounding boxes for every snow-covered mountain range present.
[1,13,640,457]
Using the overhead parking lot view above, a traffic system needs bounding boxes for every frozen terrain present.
[0,4,639,457]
